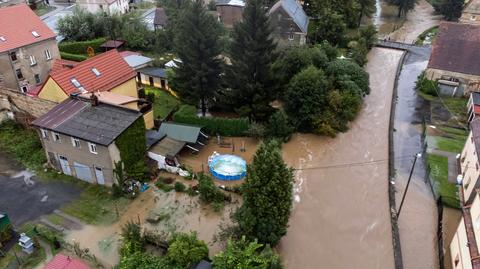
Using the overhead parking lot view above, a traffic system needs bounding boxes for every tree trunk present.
[397,6,402,17]
[201,96,206,117]
[358,7,364,28]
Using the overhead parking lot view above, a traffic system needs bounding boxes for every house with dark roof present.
[0,4,60,93]
[216,0,245,28]
[154,8,168,30]
[138,67,170,90]
[426,22,480,96]
[31,96,144,186]
[468,92,480,123]
[268,0,309,46]
[76,0,129,14]
[460,0,480,24]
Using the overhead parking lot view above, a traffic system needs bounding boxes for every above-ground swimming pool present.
[208,154,247,181]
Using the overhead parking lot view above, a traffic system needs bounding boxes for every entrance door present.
[137,72,141,83]
[161,79,166,89]
[74,162,92,182]
[149,76,154,87]
[59,156,71,176]
[95,167,105,185]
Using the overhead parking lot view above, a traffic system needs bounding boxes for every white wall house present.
[76,0,129,14]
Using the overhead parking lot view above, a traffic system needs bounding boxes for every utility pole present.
[397,152,422,220]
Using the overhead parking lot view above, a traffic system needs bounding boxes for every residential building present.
[460,0,480,24]
[154,7,168,30]
[34,50,154,128]
[0,4,60,93]
[119,51,153,71]
[31,96,144,186]
[268,0,309,46]
[76,0,129,14]
[461,120,480,204]
[426,22,480,96]
[216,0,244,28]
[138,67,170,90]
[468,92,480,123]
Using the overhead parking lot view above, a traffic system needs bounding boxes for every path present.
[389,0,441,43]
[40,0,75,42]
[33,239,53,269]
[428,149,459,184]
[278,47,403,269]
[392,45,439,269]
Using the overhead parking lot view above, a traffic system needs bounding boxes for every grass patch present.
[144,87,180,119]
[46,214,65,227]
[427,154,460,208]
[415,26,438,45]
[435,136,466,153]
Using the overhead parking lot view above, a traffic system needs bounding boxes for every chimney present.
[90,92,99,106]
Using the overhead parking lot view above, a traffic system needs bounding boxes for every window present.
[34,74,40,84]
[471,15,476,21]
[45,49,52,60]
[91,68,101,76]
[0,36,5,42]
[71,137,81,148]
[10,51,17,61]
[70,78,81,88]
[88,142,98,154]
[41,129,49,139]
[288,33,294,41]
[454,254,459,267]
[31,31,40,38]
[21,86,28,93]
[16,69,23,80]
[52,132,60,142]
[29,55,37,66]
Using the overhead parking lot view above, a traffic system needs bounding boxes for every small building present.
[138,67,170,90]
[468,92,480,123]
[100,40,125,52]
[460,0,480,24]
[120,52,153,71]
[44,254,90,269]
[216,0,245,28]
[154,7,168,30]
[32,96,144,186]
[147,122,207,169]
[76,0,129,14]
[426,22,480,97]
[268,0,309,46]
[0,4,60,93]
[460,119,480,204]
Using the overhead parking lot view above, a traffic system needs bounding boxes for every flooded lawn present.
[278,48,403,269]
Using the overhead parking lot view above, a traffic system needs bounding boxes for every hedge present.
[58,37,107,55]
[60,52,88,62]
[173,105,250,136]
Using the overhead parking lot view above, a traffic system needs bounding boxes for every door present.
[73,162,92,183]
[161,79,166,89]
[95,167,105,185]
[137,72,141,83]
[59,156,71,176]
[149,76,154,87]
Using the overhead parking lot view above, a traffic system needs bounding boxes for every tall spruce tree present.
[172,0,222,116]
[225,0,277,122]
[234,140,294,246]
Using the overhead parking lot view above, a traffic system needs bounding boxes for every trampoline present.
[208,154,246,181]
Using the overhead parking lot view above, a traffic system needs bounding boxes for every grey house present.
[31,96,143,186]
[268,0,309,46]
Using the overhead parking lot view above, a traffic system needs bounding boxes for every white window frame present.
[71,137,81,148]
[45,49,52,60]
[20,86,28,93]
[288,33,294,41]
[88,142,98,154]
[52,132,61,142]
[41,129,49,139]
[29,55,37,66]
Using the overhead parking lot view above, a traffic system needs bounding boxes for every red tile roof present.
[43,50,136,95]
[43,254,89,269]
[0,4,56,53]
[428,22,480,76]
[475,105,480,115]
[50,59,79,75]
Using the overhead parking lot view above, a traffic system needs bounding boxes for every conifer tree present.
[225,0,277,122]
[172,0,222,116]
[234,140,294,246]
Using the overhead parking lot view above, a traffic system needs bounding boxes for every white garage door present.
[74,162,92,183]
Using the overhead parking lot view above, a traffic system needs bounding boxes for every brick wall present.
[0,87,56,121]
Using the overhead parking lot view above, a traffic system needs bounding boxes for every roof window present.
[0,36,5,42]
[70,78,82,88]
[31,31,40,38]
[91,68,101,76]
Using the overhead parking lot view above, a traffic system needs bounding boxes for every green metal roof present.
[158,122,201,144]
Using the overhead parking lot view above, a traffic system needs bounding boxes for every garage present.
[73,162,93,183]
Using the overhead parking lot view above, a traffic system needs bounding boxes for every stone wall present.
[0,87,56,122]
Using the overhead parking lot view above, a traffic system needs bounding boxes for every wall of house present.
[143,109,154,129]
[0,38,60,93]
[426,68,480,96]
[0,87,56,119]
[38,78,68,103]
[216,5,243,28]
[38,129,116,186]
[470,193,480,251]
[450,217,473,269]
[460,12,480,24]
[461,131,480,203]
[138,73,169,89]
[269,8,306,46]
[110,78,138,98]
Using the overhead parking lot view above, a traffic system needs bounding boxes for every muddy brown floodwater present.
[278,48,404,268]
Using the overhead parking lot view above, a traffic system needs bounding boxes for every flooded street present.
[278,48,403,268]
[393,46,439,269]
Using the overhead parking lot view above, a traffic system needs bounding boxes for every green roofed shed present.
[158,122,203,144]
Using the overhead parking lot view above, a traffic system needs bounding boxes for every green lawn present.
[434,136,466,153]
[415,26,438,46]
[144,87,180,119]
[427,154,460,209]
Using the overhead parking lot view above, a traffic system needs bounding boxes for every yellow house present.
[34,50,153,129]
[460,119,480,204]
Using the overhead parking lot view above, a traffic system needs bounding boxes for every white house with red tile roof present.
[0,4,60,93]
[76,0,129,14]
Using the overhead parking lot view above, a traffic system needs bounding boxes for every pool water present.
[209,154,247,181]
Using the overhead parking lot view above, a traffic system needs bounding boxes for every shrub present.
[173,105,250,136]
[138,88,146,99]
[60,52,87,62]
[265,110,294,142]
[58,37,107,55]
[156,181,174,192]
[246,123,266,139]
[146,92,155,103]
[174,182,186,192]
[198,173,227,204]
[416,71,439,96]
